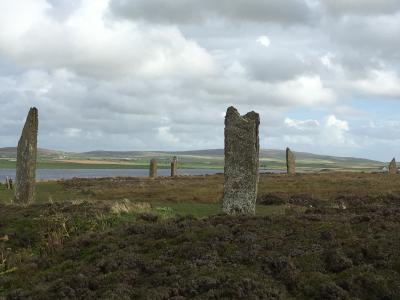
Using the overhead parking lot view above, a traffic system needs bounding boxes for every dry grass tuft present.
[110,199,152,214]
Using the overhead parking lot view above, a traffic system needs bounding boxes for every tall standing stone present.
[149,159,157,178]
[15,107,38,204]
[171,156,178,177]
[286,147,296,175]
[222,106,260,215]
[388,158,398,174]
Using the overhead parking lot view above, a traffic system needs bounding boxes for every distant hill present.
[77,148,382,163]
[0,147,385,171]
[0,147,63,158]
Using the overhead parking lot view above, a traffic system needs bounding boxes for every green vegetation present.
[0,181,81,204]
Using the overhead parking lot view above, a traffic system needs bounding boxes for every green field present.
[0,147,387,171]
[0,159,222,170]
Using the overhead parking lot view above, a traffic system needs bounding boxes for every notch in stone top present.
[286,147,296,175]
[225,106,260,127]
[388,158,398,174]
[222,106,260,215]
[15,107,38,205]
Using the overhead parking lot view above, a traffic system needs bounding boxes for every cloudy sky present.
[0,0,399,161]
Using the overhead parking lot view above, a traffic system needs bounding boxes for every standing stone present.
[171,156,178,177]
[8,178,13,190]
[15,107,38,204]
[388,158,398,174]
[149,159,157,178]
[222,106,260,215]
[5,177,10,190]
[286,147,296,175]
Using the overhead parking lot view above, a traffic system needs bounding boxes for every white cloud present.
[0,0,216,79]
[320,52,337,69]
[281,115,356,149]
[273,75,336,106]
[284,118,320,130]
[256,35,271,48]
[354,70,400,98]
[325,115,350,145]
[156,126,180,146]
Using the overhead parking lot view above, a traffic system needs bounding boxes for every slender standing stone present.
[15,107,38,204]
[171,156,178,177]
[286,147,296,175]
[149,159,157,178]
[222,106,260,215]
[388,158,398,174]
[5,177,10,190]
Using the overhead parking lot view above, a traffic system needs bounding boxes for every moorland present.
[1,172,400,299]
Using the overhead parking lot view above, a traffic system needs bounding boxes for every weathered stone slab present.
[222,106,260,215]
[389,158,398,174]
[149,159,157,178]
[171,156,178,177]
[286,147,296,175]
[15,107,38,204]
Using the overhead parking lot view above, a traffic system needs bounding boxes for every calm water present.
[0,168,224,181]
[0,168,282,181]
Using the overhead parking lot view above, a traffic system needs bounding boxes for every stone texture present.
[388,158,398,174]
[5,177,10,190]
[8,178,13,190]
[286,147,296,175]
[171,156,178,177]
[149,159,157,178]
[15,107,38,204]
[222,106,260,215]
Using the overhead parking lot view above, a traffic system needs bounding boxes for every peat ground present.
[1,173,400,299]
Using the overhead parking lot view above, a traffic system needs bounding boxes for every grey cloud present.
[2,0,400,160]
[244,47,317,82]
[322,0,400,16]
[109,0,314,25]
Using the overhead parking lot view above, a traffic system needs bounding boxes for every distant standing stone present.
[222,106,260,215]
[171,156,178,177]
[286,147,296,175]
[388,158,398,174]
[15,107,38,204]
[149,159,157,178]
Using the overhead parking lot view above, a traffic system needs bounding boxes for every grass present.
[151,202,286,218]
[55,172,400,205]
[2,172,400,207]
[0,181,81,204]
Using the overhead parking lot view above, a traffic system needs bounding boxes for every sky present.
[0,0,399,161]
